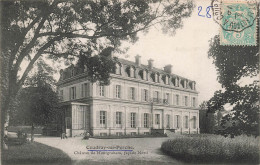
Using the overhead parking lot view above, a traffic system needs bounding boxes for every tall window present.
[176,95,179,105]
[143,70,147,80]
[116,85,121,98]
[192,116,197,129]
[155,114,160,125]
[184,116,189,128]
[166,114,170,128]
[116,112,122,127]
[81,83,88,97]
[115,63,121,75]
[192,97,196,107]
[99,85,105,96]
[174,115,180,128]
[130,113,136,128]
[155,91,159,99]
[144,113,149,128]
[129,87,135,100]
[70,87,76,100]
[130,67,135,77]
[165,93,170,104]
[154,73,159,82]
[165,75,169,84]
[59,90,63,101]
[185,96,188,106]
[143,89,148,102]
[100,111,106,127]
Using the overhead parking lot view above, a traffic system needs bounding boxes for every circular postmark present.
[211,0,258,32]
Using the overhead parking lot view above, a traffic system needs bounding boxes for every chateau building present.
[57,55,199,137]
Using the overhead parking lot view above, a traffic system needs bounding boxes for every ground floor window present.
[184,116,189,128]
[131,113,136,128]
[192,116,197,129]
[144,113,149,128]
[100,111,106,127]
[144,132,150,135]
[166,114,170,128]
[174,115,180,128]
[116,112,122,127]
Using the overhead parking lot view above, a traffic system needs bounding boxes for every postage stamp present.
[212,0,258,46]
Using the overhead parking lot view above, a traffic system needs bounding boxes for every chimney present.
[135,55,141,66]
[164,64,172,74]
[148,59,154,69]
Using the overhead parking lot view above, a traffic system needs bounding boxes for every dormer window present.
[154,73,159,83]
[71,68,75,77]
[126,66,135,77]
[164,75,169,85]
[115,63,121,75]
[143,69,148,80]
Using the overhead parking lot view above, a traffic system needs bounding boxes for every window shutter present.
[96,111,100,128]
[107,111,110,128]
[128,87,131,100]
[141,113,144,128]
[113,85,116,98]
[113,111,116,128]
[122,112,125,128]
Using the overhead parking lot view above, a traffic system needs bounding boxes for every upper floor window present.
[130,67,135,77]
[176,94,179,105]
[129,87,135,100]
[115,85,121,98]
[130,113,136,128]
[143,89,148,102]
[98,85,105,97]
[70,86,76,100]
[81,83,88,98]
[100,111,106,127]
[164,93,170,104]
[184,96,188,106]
[144,113,149,128]
[192,97,196,107]
[153,91,159,102]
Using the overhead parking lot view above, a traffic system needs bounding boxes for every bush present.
[161,134,259,163]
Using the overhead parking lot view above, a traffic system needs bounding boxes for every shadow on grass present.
[2,142,72,165]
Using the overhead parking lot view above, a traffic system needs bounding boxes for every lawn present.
[2,142,71,165]
[161,134,259,164]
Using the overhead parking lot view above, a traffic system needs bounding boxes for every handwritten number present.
[198,6,204,17]
[206,6,212,18]
[198,6,212,18]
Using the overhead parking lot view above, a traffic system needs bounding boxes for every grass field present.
[161,134,259,164]
[2,142,71,165]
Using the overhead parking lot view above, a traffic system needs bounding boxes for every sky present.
[116,0,222,104]
[21,0,223,105]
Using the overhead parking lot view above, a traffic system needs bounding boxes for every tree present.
[10,59,61,142]
[1,0,194,149]
[207,35,259,137]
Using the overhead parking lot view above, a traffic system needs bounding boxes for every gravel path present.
[35,136,185,164]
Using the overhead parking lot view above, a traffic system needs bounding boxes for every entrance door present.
[155,114,160,129]
[65,117,71,137]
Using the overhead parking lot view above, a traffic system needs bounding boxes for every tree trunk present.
[31,123,34,142]
[1,98,11,151]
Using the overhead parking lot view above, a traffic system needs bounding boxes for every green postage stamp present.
[212,0,258,46]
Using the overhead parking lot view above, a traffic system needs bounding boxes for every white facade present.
[57,56,199,136]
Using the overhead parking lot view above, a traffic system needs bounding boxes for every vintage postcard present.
[0,0,259,165]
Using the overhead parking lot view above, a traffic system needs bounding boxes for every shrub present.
[161,134,259,163]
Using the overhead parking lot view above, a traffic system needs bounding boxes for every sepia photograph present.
[0,0,259,164]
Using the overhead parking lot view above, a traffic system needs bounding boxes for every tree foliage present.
[10,60,60,126]
[207,35,259,137]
